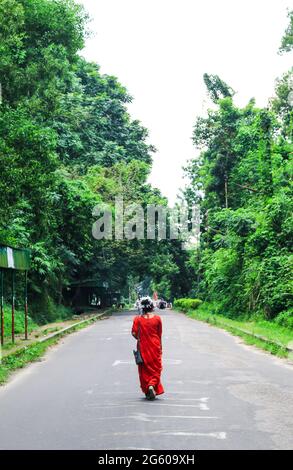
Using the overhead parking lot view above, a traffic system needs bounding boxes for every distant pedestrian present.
[132,297,164,400]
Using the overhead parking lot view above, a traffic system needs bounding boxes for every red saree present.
[132,315,164,396]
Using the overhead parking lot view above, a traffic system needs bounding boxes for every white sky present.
[80,0,293,205]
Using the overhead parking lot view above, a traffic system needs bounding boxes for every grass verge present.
[177,303,293,358]
[2,307,37,339]
[0,313,109,385]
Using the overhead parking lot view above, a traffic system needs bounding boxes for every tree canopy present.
[0,0,189,320]
[184,27,292,320]
[0,0,292,326]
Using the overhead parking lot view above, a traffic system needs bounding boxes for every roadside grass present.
[0,314,108,385]
[1,307,109,351]
[179,302,293,358]
[3,307,37,338]
[0,338,57,384]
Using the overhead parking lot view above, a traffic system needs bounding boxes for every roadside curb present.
[38,312,107,343]
[1,311,109,360]
[175,309,293,353]
[216,322,293,353]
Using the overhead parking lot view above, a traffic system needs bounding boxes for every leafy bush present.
[3,307,37,337]
[186,62,293,323]
[274,309,293,329]
[174,298,203,312]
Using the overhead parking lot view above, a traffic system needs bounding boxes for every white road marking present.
[98,430,225,439]
[87,413,218,422]
[166,432,226,439]
[85,397,209,405]
[89,390,204,395]
[152,403,210,410]
[85,402,209,410]
[163,397,210,402]
[112,360,133,367]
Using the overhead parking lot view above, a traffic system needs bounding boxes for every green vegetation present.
[2,307,37,337]
[0,339,57,384]
[175,301,293,357]
[0,0,189,326]
[177,14,293,360]
[183,12,293,324]
[174,298,203,312]
[0,1,291,337]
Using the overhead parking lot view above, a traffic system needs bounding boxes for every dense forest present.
[184,12,293,326]
[0,0,190,323]
[0,0,292,327]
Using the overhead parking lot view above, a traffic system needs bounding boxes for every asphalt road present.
[0,309,293,450]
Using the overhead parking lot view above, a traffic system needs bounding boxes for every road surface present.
[0,309,293,450]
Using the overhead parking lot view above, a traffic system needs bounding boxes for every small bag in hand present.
[133,324,143,365]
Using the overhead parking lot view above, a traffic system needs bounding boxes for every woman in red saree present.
[132,298,164,400]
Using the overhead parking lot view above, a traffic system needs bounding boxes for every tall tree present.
[279,10,293,53]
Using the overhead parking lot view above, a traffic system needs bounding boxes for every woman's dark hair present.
[141,297,154,313]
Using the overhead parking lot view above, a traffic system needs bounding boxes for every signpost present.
[0,246,31,345]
